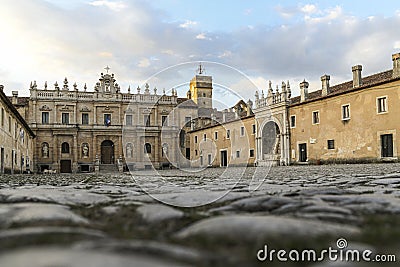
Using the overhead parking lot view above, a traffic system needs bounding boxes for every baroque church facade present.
[4,51,400,174]
[23,69,198,173]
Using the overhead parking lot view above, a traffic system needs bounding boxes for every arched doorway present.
[101,140,114,164]
[262,121,280,161]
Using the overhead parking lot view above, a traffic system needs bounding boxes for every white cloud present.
[89,0,126,12]
[244,9,252,16]
[300,4,318,14]
[138,58,151,68]
[305,6,343,23]
[0,0,399,103]
[179,20,197,29]
[196,33,209,40]
[394,41,400,49]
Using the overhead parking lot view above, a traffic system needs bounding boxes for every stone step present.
[99,164,118,173]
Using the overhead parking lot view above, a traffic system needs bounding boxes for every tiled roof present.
[290,70,395,105]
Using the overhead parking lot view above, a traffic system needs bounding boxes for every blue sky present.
[2,0,400,103]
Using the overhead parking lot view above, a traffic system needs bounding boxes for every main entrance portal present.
[101,140,114,164]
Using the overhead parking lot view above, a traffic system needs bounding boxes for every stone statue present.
[126,144,133,158]
[162,144,168,156]
[42,143,49,158]
[82,144,89,157]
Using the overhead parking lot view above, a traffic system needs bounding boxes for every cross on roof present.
[197,63,204,75]
[104,66,110,73]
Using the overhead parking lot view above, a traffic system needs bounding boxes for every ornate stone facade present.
[25,70,197,173]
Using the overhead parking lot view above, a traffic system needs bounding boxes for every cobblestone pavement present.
[0,164,400,266]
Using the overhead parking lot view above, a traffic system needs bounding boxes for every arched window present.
[61,142,70,154]
[144,143,151,154]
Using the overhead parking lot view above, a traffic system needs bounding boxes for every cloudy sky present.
[1,0,400,103]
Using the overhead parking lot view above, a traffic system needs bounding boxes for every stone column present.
[53,135,59,172]
[73,135,78,173]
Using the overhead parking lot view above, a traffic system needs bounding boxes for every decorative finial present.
[197,63,205,75]
[84,83,87,91]
[268,80,272,90]
[73,82,78,91]
[63,77,68,90]
[104,65,110,74]
[144,83,150,94]
[163,88,166,95]
[33,81,37,89]
[154,87,157,95]
[54,81,59,90]
[128,85,131,93]
[44,81,47,90]
[137,86,140,94]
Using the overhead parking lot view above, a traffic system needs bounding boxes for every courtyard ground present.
[0,163,400,266]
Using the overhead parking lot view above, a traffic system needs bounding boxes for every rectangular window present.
[82,113,89,125]
[125,114,132,126]
[227,129,230,139]
[42,112,49,124]
[214,131,218,140]
[250,149,255,157]
[290,115,296,128]
[62,113,69,125]
[236,150,240,158]
[104,114,111,126]
[203,134,207,141]
[342,104,350,120]
[312,111,320,124]
[240,126,245,136]
[327,139,335,150]
[208,154,212,165]
[185,116,191,124]
[252,124,256,134]
[8,116,11,132]
[377,97,387,113]
[144,115,150,126]
[194,136,198,143]
[195,149,198,156]
[162,115,168,126]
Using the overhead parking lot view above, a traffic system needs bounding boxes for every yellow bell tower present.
[189,63,213,110]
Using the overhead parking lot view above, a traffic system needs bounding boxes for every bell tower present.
[189,63,213,110]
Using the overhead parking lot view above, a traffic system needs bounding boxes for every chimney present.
[321,75,330,96]
[300,80,309,102]
[352,65,362,88]
[12,91,18,105]
[392,53,400,78]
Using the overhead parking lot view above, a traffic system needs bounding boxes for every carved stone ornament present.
[103,106,114,113]
[60,104,71,111]
[142,108,151,114]
[80,106,91,112]
[39,105,52,111]
[161,109,169,115]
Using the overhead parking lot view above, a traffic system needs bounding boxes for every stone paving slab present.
[0,163,399,266]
